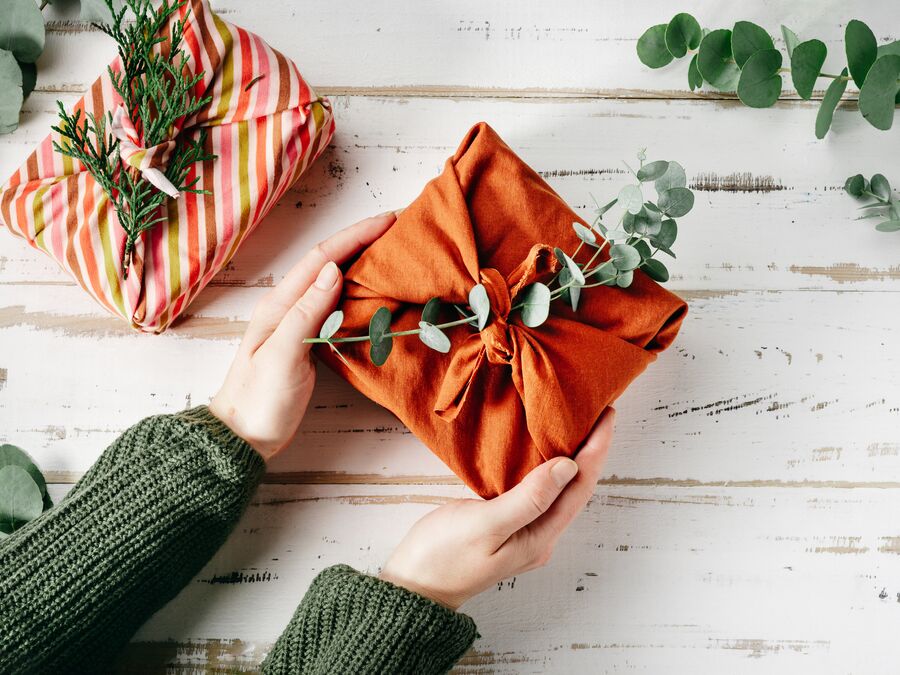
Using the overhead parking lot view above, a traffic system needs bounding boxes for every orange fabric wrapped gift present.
[316,123,687,498]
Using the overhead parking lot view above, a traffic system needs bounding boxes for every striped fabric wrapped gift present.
[0,0,334,332]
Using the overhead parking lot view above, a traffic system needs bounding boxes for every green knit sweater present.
[0,407,477,673]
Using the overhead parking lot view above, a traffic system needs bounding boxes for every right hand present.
[379,409,615,610]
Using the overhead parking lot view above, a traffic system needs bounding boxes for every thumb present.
[485,457,579,536]
[263,261,343,367]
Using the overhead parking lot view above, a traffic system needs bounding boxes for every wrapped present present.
[315,123,687,498]
[0,0,334,332]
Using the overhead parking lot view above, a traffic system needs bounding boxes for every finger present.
[484,456,580,538]
[243,212,397,351]
[526,408,616,543]
[258,260,344,369]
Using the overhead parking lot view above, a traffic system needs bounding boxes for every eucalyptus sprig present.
[844,172,900,232]
[0,444,52,538]
[51,0,214,274]
[306,151,692,367]
[637,15,900,138]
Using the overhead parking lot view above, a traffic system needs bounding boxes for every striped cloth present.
[0,0,334,332]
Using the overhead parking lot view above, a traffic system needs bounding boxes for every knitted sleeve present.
[0,406,264,674]
[261,564,478,674]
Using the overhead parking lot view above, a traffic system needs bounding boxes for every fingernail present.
[550,458,578,488]
[314,261,339,290]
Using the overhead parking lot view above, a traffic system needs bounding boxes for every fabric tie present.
[110,105,180,198]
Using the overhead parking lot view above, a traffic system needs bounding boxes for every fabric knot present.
[478,267,513,364]
[110,105,180,198]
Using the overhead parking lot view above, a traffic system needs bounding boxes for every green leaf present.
[688,53,703,90]
[844,174,866,197]
[554,247,585,285]
[698,29,740,91]
[870,174,892,201]
[0,444,47,499]
[559,269,581,311]
[369,307,391,346]
[790,39,827,100]
[468,283,491,330]
[616,270,635,288]
[572,222,598,246]
[421,297,441,325]
[643,258,670,282]
[875,220,900,232]
[637,24,674,69]
[665,13,702,59]
[605,229,631,242]
[858,55,900,130]
[0,0,46,63]
[369,337,393,367]
[0,465,43,530]
[80,0,124,24]
[878,40,900,59]
[654,161,687,194]
[658,187,695,217]
[815,68,848,139]
[737,49,783,108]
[519,283,551,328]
[781,25,800,58]
[632,208,662,236]
[636,160,669,182]
[617,184,644,215]
[17,59,35,99]
[418,322,452,353]
[610,243,641,271]
[596,197,617,217]
[319,310,343,339]
[634,239,652,260]
[845,19,878,88]
[0,49,23,135]
[732,21,774,68]
[653,219,678,249]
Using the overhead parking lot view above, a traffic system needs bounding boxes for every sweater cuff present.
[263,564,478,674]
[173,405,264,474]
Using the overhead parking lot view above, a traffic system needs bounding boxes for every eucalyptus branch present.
[845,172,900,232]
[306,152,692,368]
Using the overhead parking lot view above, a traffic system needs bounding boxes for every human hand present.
[209,213,397,461]
[379,409,615,610]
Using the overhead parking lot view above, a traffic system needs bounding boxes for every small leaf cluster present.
[0,444,52,539]
[52,0,215,275]
[0,0,129,135]
[844,172,900,232]
[307,151,692,368]
[637,14,900,138]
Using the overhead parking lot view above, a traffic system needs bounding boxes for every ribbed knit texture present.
[0,406,265,674]
[262,564,478,674]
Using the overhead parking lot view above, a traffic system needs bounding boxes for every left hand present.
[210,212,397,460]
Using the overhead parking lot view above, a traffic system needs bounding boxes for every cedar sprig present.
[52,0,215,275]
[305,151,691,367]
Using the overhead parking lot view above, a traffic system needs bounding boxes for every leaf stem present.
[303,314,478,345]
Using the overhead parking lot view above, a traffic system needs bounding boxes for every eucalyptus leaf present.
[617,184,644,215]
[790,39,827,100]
[468,283,491,330]
[368,307,391,347]
[665,13,702,59]
[610,243,641,271]
[519,283,551,328]
[634,240,652,260]
[870,174,892,201]
[658,187,695,217]
[572,222,597,246]
[845,19,878,88]
[554,247,585,285]
[559,269,582,311]
[731,21,774,68]
[0,50,23,135]
[319,310,343,340]
[0,0,46,63]
[616,270,635,288]
[858,55,900,130]
[878,40,900,59]
[0,444,47,499]
[637,24,674,69]
[369,338,393,367]
[781,25,800,58]
[654,219,678,249]
[421,297,441,325]
[875,220,900,232]
[594,264,618,285]
[697,29,740,91]
[642,258,670,282]
[815,68,848,139]
[636,160,669,182]
[0,465,43,530]
[17,59,35,99]
[688,53,703,90]
[596,197,618,217]
[737,48,783,108]
[844,174,866,197]
[418,322,452,353]
[632,209,662,236]
[605,229,631,242]
[654,161,687,194]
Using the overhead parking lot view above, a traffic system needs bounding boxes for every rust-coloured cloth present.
[315,123,687,498]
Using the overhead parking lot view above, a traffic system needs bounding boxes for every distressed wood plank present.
[31,0,900,99]
[3,95,900,293]
[4,288,898,486]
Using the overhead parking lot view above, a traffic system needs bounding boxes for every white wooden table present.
[2,2,900,672]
